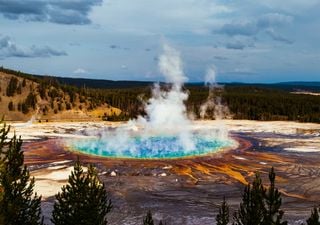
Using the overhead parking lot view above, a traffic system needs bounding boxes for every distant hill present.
[1,66,319,92]
[218,82,320,92]
[278,81,320,86]
[0,67,122,122]
[1,67,319,123]
[34,75,154,89]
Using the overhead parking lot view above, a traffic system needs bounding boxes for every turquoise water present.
[69,134,231,159]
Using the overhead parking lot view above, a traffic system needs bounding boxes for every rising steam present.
[68,43,231,158]
[200,66,229,120]
[135,44,195,150]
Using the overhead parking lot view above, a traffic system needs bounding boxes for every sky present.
[0,0,319,83]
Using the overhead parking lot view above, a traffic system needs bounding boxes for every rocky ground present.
[9,120,320,225]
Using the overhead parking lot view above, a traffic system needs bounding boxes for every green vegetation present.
[1,66,320,122]
[216,197,229,225]
[6,77,19,97]
[263,167,287,225]
[143,210,155,225]
[51,160,112,225]
[307,207,320,225]
[222,86,320,122]
[219,167,288,225]
[0,121,43,225]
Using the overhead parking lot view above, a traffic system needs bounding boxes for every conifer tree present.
[143,210,154,225]
[262,167,287,225]
[307,207,320,225]
[233,173,265,225]
[6,77,18,97]
[216,196,229,225]
[0,121,43,225]
[51,160,112,225]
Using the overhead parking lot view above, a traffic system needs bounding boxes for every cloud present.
[219,22,258,36]
[109,44,119,49]
[0,0,102,25]
[225,40,255,50]
[265,29,293,44]
[257,13,293,27]
[0,35,67,58]
[219,13,293,37]
[214,56,228,60]
[73,68,88,74]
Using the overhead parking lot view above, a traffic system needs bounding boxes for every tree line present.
[0,121,320,225]
[2,67,320,123]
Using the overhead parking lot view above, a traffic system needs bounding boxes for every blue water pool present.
[68,134,232,159]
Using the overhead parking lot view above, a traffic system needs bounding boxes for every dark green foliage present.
[51,161,112,225]
[143,210,154,225]
[307,207,320,225]
[8,101,14,111]
[221,86,320,122]
[0,121,43,225]
[38,81,47,99]
[24,92,37,111]
[65,102,71,110]
[48,88,60,99]
[17,83,22,95]
[58,103,63,111]
[22,78,27,87]
[17,102,22,111]
[233,173,265,225]
[216,196,229,225]
[262,167,287,225]
[6,77,18,97]
[233,168,287,225]
[2,66,320,122]
[21,102,29,114]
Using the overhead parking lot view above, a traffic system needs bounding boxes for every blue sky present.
[0,0,319,83]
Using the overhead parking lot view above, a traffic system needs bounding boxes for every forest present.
[1,66,320,123]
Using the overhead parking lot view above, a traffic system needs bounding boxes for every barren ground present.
[9,120,320,225]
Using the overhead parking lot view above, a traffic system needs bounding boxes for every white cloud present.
[0,34,66,58]
[73,68,88,74]
[92,0,232,35]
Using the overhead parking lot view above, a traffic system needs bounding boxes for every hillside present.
[1,67,320,123]
[0,71,121,122]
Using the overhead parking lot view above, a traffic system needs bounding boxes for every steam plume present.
[67,44,231,158]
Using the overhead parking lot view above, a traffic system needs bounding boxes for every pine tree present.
[233,173,265,225]
[0,121,43,225]
[51,160,112,225]
[8,101,14,111]
[143,210,154,225]
[6,77,18,97]
[307,207,320,225]
[262,167,287,225]
[216,196,229,225]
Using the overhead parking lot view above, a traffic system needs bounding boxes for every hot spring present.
[66,43,232,159]
[67,126,233,159]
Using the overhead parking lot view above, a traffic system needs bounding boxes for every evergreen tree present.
[233,173,265,225]
[143,210,154,225]
[262,167,287,225]
[8,101,14,111]
[6,77,18,97]
[22,78,27,87]
[307,207,320,225]
[0,121,43,225]
[51,160,112,225]
[216,196,229,225]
